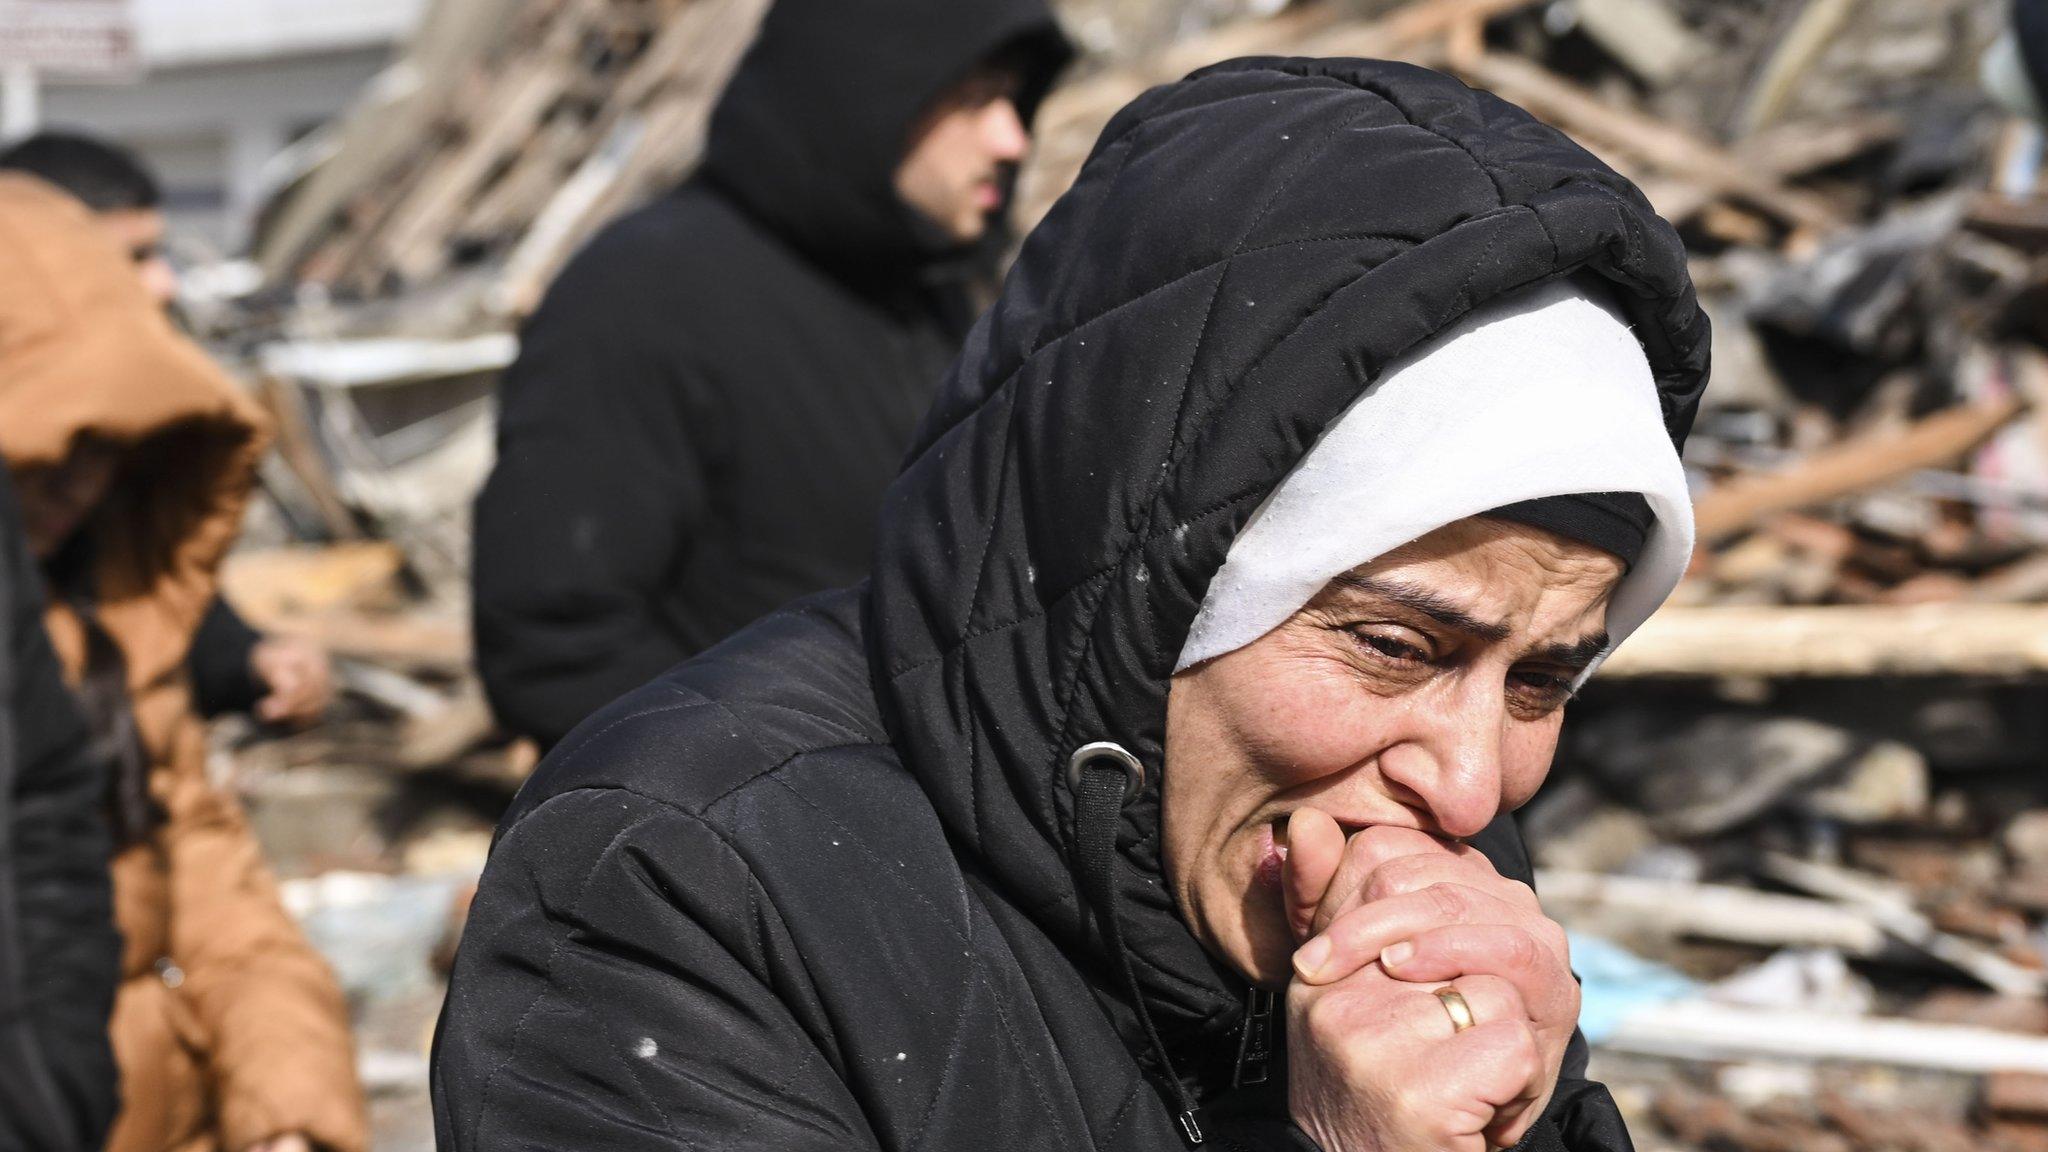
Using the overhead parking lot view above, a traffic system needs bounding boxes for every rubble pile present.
[1014,1,2048,1149]
[211,1,2048,1148]
[252,0,771,323]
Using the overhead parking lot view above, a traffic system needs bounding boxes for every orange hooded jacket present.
[0,173,367,1152]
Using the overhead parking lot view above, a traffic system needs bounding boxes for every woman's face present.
[13,438,123,559]
[1162,516,1625,987]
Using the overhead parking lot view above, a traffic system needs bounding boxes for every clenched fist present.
[1283,810,1577,1150]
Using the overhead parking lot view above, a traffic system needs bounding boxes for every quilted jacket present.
[434,57,1707,1151]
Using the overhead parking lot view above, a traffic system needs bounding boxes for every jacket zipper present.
[1232,986,1275,1088]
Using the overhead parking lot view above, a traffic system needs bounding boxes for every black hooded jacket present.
[470,0,1072,748]
[0,469,119,1152]
[435,58,1707,1151]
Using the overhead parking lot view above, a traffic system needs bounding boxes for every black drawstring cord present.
[1070,743,1206,1145]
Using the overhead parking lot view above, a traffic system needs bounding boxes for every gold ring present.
[1433,986,1477,1033]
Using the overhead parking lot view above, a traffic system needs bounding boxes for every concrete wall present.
[19,0,428,254]
[38,45,396,252]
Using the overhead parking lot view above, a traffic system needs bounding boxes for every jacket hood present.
[866,58,1708,1045]
[0,174,267,685]
[701,0,1072,270]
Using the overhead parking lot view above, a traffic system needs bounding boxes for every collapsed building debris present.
[193,0,2048,1148]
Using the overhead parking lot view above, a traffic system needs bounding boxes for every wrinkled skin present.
[1164,516,1623,1151]
[893,64,1031,243]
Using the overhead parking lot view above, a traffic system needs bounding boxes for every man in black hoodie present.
[437,58,1708,1151]
[471,0,1073,747]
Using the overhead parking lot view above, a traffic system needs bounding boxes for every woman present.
[0,174,368,1152]
[436,58,1706,1150]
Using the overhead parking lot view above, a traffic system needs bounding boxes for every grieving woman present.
[434,58,1705,1151]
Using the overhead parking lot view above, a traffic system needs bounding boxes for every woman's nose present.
[1376,686,1506,839]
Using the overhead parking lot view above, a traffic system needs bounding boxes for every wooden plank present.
[253,0,531,280]
[493,115,648,315]
[1601,603,2048,678]
[1966,192,2048,253]
[1761,853,2048,998]
[490,0,772,315]
[1300,0,1545,58]
[363,0,615,286]
[373,54,578,285]
[220,543,406,622]
[1738,112,1904,179]
[1603,1000,2048,1072]
[1647,112,1902,223]
[1737,0,1869,135]
[253,375,363,539]
[1015,0,1543,233]
[1453,50,1846,232]
[1538,870,1887,954]
[270,611,470,675]
[1693,395,2026,543]
[1571,0,1704,87]
[609,0,761,112]
[454,116,587,243]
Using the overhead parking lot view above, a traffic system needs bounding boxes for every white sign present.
[0,0,137,78]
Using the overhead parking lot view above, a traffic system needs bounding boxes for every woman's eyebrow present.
[1329,574,1512,642]
[1528,632,1612,669]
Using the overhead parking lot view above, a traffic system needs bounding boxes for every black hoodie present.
[471,0,1072,747]
[436,58,1707,1151]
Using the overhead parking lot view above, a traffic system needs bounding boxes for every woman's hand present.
[1282,810,1577,1149]
[1288,962,1546,1151]
[243,1134,313,1152]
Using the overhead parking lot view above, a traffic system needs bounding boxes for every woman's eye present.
[1508,669,1576,713]
[1354,631,1427,662]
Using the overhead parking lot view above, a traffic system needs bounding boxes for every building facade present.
[28,0,425,252]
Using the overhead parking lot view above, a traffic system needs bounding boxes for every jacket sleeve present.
[472,286,714,748]
[1492,814,1635,1152]
[1510,1030,1635,1152]
[1198,1029,1631,1152]
[159,763,368,1152]
[187,595,263,718]
[6,481,121,1151]
[434,789,880,1150]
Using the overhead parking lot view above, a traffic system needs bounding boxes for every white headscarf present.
[1176,279,1694,673]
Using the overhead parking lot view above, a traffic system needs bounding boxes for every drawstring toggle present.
[1068,740,1204,1146]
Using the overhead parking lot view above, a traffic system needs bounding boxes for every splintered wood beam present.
[1645,111,1902,223]
[1692,395,2026,543]
[1536,870,1887,954]
[272,611,471,675]
[1452,51,1846,232]
[1761,852,2048,998]
[1738,0,1870,135]
[1014,0,1545,233]
[1600,603,2048,679]
[1603,1000,2048,1072]
[1300,0,1545,58]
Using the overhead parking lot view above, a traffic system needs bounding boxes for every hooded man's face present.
[14,436,123,559]
[99,207,178,308]
[893,63,1032,244]
[1161,517,1624,987]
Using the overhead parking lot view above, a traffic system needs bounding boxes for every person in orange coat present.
[0,173,367,1152]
